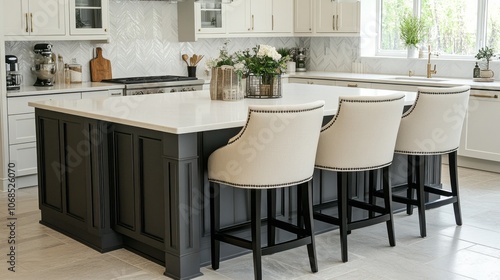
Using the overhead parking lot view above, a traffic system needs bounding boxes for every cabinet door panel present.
[226,0,251,33]
[294,0,312,33]
[337,2,360,32]
[29,0,65,35]
[9,142,37,177]
[38,117,62,209]
[113,131,136,231]
[251,0,272,32]
[3,0,29,36]
[8,113,36,144]
[316,0,335,33]
[272,0,293,33]
[461,94,500,162]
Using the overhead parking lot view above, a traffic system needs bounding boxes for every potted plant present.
[475,46,496,78]
[399,14,426,58]
[277,47,295,74]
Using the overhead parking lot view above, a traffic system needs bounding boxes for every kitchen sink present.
[388,76,449,82]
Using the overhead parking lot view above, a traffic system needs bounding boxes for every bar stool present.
[392,85,470,237]
[314,93,405,262]
[208,101,325,280]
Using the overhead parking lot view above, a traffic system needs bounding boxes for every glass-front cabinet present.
[70,0,109,35]
[196,2,225,34]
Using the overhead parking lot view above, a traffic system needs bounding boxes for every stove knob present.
[158,89,165,93]
[136,91,144,95]
[170,89,177,92]
[190,87,195,91]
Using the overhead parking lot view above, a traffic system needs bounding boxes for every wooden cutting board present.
[90,47,112,82]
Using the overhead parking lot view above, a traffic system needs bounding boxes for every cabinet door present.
[3,0,29,36]
[272,0,293,33]
[294,0,313,33]
[337,2,360,33]
[8,113,36,144]
[289,78,336,86]
[196,2,226,34]
[70,0,109,35]
[9,142,37,176]
[316,0,336,33]
[8,92,81,115]
[28,0,65,35]
[226,0,251,33]
[251,0,272,32]
[460,91,500,162]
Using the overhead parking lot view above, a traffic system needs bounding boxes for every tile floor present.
[1,165,500,280]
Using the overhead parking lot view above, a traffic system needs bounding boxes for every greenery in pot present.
[399,14,426,49]
[475,46,496,70]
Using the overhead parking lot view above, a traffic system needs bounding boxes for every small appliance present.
[295,48,307,72]
[5,55,22,90]
[32,43,56,86]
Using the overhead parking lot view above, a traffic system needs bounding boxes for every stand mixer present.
[32,43,56,86]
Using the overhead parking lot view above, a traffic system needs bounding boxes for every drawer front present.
[9,142,38,177]
[8,113,36,144]
[8,92,81,115]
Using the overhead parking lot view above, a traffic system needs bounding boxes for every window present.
[379,0,494,57]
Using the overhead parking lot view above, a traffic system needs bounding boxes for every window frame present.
[376,0,490,59]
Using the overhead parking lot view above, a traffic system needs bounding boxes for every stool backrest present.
[315,93,405,171]
[395,86,470,155]
[208,100,325,188]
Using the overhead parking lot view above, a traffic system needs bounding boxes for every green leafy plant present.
[399,14,426,48]
[475,46,496,70]
[242,45,289,77]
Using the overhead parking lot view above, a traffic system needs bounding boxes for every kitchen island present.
[30,83,440,280]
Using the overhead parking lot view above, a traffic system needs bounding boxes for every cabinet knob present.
[104,28,107,32]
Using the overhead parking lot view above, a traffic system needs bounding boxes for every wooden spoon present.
[182,54,189,66]
[192,54,198,66]
[196,55,204,65]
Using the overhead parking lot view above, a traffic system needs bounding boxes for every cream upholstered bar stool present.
[208,101,325,280]
[392,85,470,238]
[314,93,405,262]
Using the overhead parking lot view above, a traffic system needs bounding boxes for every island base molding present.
[34,109,443,280]
[456,156,500,174]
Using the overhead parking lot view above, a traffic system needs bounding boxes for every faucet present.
[427,45,437,78]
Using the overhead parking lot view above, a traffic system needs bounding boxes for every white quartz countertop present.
[29,83,415,134]
[289,71,500,90]
[6,82,125,97]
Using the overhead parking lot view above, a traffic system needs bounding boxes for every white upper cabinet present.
[251,0,273,32]
[272,0,293,33]
[195,2,226,34]
[316,0,360,34]
[4,0,65,36]
[294,0,313,33]
[69,0,109,36]
[226,0,251,33]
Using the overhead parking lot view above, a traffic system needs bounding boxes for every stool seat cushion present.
[395,86,470,155]
[208,101,325,189]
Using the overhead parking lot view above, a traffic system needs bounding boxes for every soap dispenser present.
[473,62,480,78]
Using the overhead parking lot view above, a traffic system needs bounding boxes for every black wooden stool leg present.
[338,172,349,262]
[210,182,220,270]
[449,151,463,226]
[251,189,263,280]
[369,170,377,218]
[301,181,318,272]
[382,166,396,246]
[407,155,414,215]
[415,155,427,238]
[267,189,277,247]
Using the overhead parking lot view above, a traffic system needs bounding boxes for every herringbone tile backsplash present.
[5,0,477,86]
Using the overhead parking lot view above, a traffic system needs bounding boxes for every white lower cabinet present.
[289,77,336,86]
[9,142,37,177]
[335,81,371,88]
[7,91,82,188]
[459,90,500,162]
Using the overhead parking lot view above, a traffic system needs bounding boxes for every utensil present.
[195,55,204,66]
[182,54,189,66]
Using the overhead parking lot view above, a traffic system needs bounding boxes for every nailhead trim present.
[227,104,324,145]
[208,176,312,189]
[402,88,469,119]
[395,147,458,155]
[315,161,392,172]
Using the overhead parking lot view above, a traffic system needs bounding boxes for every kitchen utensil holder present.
[187,66,197,77]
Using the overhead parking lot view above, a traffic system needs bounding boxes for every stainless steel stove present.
[102,75,204,96]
